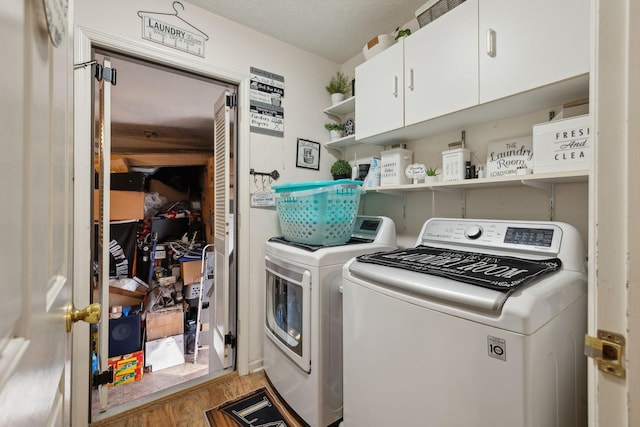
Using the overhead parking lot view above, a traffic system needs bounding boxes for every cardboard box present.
[145,334,185,371]
[533,115,591,173]
[145,309,184,341]
[108,350,144,386]
[148,179,189,203]
[181,260,202,285]
[94,190,145,220]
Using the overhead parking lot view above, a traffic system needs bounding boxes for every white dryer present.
[264,216,396,427]
[342,218,587,427]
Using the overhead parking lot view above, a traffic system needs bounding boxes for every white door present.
[355,40,404,140]
[0,1,76,425]
[213,91,235,369]
[404,0,478,125]
[478,0,590,104]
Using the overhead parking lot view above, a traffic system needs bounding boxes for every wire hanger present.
[137,1,210,41]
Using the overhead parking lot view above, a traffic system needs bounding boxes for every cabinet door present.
[479,0,590,104]
[355,41,404,140]
[405,0,479,126]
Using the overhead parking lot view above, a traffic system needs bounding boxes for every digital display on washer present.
[358,219,380,232]
[504,227,554,247]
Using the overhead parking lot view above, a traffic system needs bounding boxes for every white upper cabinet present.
[355,0,590,144]
[478,0,590,104]
[404,0,479,126]
[355,40,404,140]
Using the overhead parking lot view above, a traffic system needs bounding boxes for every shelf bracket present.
[461,188,466,218]
[429,186,463,197]
[520,179,552,194]
[521,180,554,220]
[323,144,343,157]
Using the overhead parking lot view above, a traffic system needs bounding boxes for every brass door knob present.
[66,303,101,332]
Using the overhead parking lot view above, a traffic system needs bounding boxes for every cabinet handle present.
[487,29,497,58]
[408,68,414,91]
[393,76,398,97]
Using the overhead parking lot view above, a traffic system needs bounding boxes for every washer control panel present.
[420,218,563,254]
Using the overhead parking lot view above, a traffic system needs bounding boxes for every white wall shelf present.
[323,96,355,117]
[364,170,588,220]
[323,96,356,150]
[324,134,356,149]
[364,170,588,194]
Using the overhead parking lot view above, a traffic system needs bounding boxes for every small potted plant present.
[325,122,345,140]
[326,71,351,105]
[425,166,440,183]
[395,26,412,40]
[330,159,352,180]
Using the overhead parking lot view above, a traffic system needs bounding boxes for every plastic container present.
[380,148,413,186]
[273,180,363,245]
[442,147,470,181]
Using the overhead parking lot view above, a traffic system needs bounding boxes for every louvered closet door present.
[213,91,233,369]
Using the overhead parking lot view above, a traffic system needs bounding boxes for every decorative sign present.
[43,0,68,47]
[405,163,426,181]
[138,3,208,57]
[533,115,591,173]
[296,139,320,170]
[486,136,533,178]
[250,67,285,137]
[250,193,276,207]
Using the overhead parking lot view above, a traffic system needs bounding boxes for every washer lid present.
[347,260,510,313]
[356,245,562,292]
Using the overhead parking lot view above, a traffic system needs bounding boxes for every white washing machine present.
[342,218,588,427]
[264,216,396,427]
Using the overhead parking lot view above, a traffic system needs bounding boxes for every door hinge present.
[585,330,626,378]
[224,333,236,348]
[226,93,237,108]
[92,366,114,387]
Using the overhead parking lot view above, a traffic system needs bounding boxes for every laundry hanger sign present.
[137,1,209,57]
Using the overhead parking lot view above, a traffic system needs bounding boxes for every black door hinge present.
[226,94,237,108]
[92,366,114,388]
[224,333,236,348]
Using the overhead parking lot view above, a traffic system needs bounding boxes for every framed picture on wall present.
[296,138,320,170]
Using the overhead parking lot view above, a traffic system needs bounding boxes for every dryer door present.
[265,256,312,373]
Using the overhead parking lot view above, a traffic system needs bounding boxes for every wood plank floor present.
[90,370,305,427]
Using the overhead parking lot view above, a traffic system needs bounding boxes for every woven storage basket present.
[273,180,363,245]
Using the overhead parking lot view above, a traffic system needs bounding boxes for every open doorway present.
[89,49,238,416]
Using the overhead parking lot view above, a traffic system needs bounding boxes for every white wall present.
[75,0,342,372]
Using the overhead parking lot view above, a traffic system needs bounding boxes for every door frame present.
[589,0,640,425]
[72,26,251,424]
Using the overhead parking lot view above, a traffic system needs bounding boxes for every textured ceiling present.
[101,0,429,154]
[187,0,427,63]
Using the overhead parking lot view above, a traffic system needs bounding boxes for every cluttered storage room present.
[90,50,237,412]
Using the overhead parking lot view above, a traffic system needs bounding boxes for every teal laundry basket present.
[273,179,363,245]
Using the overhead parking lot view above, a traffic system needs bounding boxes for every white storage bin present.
[380,148,413,186]
[442,148,470,181]
[533,115,591,173]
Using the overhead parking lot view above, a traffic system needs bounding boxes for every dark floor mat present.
[205,387,291,426]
